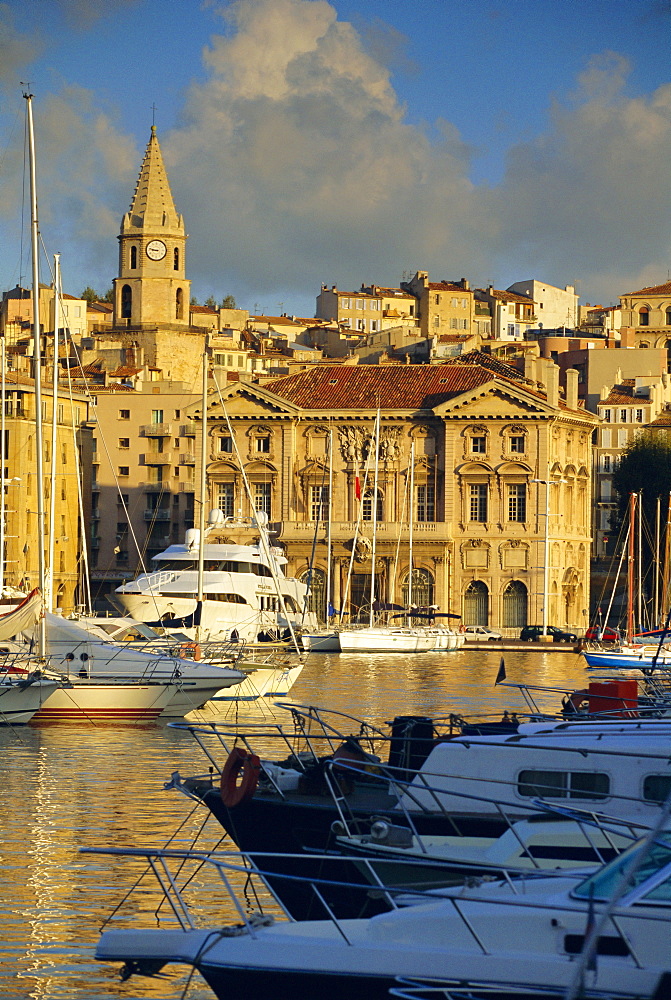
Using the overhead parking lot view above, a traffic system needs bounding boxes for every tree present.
[204,295,218,310]
[221,294,236,309]
[81,286,98,303]
[611,433,671,579]
[103,287,114,303]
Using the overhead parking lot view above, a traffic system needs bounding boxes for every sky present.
[0,0,670,319]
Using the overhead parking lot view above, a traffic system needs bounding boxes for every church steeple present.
[113,127,190,328]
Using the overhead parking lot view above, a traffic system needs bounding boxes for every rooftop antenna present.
[151,103,158,127]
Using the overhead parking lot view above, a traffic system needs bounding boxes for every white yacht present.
[113,511,316,645]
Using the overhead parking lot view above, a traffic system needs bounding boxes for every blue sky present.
[1,0,670,317]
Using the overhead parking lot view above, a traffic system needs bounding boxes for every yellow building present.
[192,355,597,632]
[401,271,475,340]
[619,280,671,349]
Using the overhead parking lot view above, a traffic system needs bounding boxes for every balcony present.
[272,520,452,543]
[140,454,172,467]
[143,481,166,492]
[140,423,172,437]
[179,482,195,493]
[179,453,196,465]
[144,508,171,521]
[180,423,196,437]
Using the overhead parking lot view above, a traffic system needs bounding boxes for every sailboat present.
[338,417,435,653]
[13,94,251,722]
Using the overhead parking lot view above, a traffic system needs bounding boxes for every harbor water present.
[1,646,588,999]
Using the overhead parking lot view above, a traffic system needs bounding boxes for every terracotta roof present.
[191,305,217,314]
[109,366,143,377]
[624,281,671,297]
[441,350,535,384]
[647,409,671,427]
[428,282,472,293]
[265,363,515,409]
[600,381,640,404]
[482,288,534,304]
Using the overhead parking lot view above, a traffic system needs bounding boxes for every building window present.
[639,307,649,326]
[471,436,486,454]
[218,436,233,453]
[255,435,270,453]
[666,308,671,326]
[469,484,488,522]
[118,466,129,477]
[635,409,644,423]
[603,454,611,472]
[254,483,271,518]
[121,284,132,319]
[130,246,137,269]
[509,435,525,453]
[119,409,130,420]
[217,483,234,517]
[402,568,434,610]
[151,410,164,424]
[362,488,383,522]
[416,484,435,521]
[503,580,528,628]
[603,409,611,422]
[118,438,130,450]
[507,483,527,522]
[174,247,179,270]
[464,580,489,626]
[620,409,627,423]
[310,485,330,521]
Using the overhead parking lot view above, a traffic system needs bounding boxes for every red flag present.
[355,462,361,500]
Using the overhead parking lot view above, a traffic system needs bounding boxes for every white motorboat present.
[113,511,316,646]
[10,612,247,722]
[0,669,58,724]
[91,832,671,999]
[339,625,436,653]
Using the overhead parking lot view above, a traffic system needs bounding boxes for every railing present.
[140,423,172,437]
[143,508,171,521]
[179,453,195,465]
[179,424,196,437]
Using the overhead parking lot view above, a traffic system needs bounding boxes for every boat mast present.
[47,253,60,612]
[661,492,671,625]
[654,495,660,628]
[368,409,380,626]
[326,425,333,620]
[637,488,643,633]
[0,328,5,594]
[196,336,209,637]
[408,439,415,610]
[627,491,636,641]
[25,92,46,657]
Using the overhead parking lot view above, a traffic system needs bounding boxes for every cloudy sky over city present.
[0,0,670,317]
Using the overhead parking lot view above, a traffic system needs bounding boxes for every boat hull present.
[0,678,59,724]
[339,628,434,653]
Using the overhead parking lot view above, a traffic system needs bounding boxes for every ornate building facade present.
[191,357,598,632]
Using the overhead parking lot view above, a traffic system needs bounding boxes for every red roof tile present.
[624,281,671,297]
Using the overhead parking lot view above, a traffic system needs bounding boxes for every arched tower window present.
[463,580,489,625]
[666,308,671,326]
[503,580,528,628]
[176,287,184,320]
[121,284,132,319]
[174,247,180,271]
[130,246,137,269]
[639,307,649,327]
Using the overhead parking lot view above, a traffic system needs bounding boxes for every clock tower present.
[113,126,191,327]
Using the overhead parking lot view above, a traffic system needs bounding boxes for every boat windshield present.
[573,833,671,902]
[151,558,271,575]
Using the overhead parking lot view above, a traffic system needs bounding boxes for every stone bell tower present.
[113,126,191,327]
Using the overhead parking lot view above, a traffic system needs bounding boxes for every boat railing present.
[132,570,177,591]
[81,843,671,955]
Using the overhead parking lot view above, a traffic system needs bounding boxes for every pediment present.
[433,381,550,419]
[187,382,301,420]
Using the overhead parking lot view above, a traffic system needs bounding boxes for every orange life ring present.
[220,747,261,808]
[180,642,202,661]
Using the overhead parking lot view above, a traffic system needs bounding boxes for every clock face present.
[146,239,166,261]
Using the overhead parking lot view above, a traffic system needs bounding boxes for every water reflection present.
[0,648,587,999]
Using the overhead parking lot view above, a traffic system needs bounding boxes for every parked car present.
[584,625,620,643]
[519,624,578,643]
[463,625,502,641]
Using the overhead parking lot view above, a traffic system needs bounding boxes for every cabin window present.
[574,836,671,901]
[643,775,671,802]
[209,593,249,604]
[517,770,609,799]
